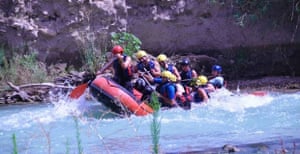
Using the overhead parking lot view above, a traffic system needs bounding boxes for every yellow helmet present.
[136,50,147,59]
[196,75,208,86]
[161,70,172,79]
[169,73,177,82]
[156,54,168,62]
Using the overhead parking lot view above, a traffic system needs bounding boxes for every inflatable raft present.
[89,76,153,116]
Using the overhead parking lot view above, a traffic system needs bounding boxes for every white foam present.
[207,88,274,112]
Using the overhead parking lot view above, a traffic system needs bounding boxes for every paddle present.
[69,57,117,99]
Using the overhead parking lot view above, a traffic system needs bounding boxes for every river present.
[0,89,299,153]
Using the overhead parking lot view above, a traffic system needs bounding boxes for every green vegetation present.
[0,50,48,85]
[80,32,107,73]
[12,133,18,154]
[0,46,6,66]
[232,0,271,27]
[149,93,161,154]
[65,138,70,154]
[79,32,141,74]
[209,0,300,27]
[74,117,83,154]
[111,32,142,57]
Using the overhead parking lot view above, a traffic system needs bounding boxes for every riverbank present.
[226,76,300,92]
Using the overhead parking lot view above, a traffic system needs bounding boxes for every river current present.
[0,89,299,153]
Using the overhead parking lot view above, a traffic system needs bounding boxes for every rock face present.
[0,0,299,79]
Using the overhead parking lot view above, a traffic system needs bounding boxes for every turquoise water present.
[0,89,299,153]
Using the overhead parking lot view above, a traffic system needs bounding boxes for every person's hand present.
[117,53,123,58]
[114,53,122,61]
[137,71,144,76]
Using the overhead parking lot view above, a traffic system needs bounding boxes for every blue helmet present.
[181,58,190,65]
[212,65,222,73]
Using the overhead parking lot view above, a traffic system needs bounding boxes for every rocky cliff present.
[0,0,299,79]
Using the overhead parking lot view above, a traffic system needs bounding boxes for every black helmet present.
[134,78,146,91]
[181,58,190,65]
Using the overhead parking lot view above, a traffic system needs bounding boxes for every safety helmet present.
[157,54,168,62]
[136,50,147,59]
[212,65,222,73]
[112,45,124,54]
[181,58,190,65]
[134,78,146,91]
[196,75,208,86]
[169,73,177,82]
[161,70,172,80]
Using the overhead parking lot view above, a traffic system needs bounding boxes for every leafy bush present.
[111,32,142,57]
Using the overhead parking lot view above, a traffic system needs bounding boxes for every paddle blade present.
[69,83,88,99]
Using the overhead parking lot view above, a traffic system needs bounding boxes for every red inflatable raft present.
[89,76,153,116]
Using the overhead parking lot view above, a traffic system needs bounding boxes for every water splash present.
[208,88,273,112]
[0,90,89,130]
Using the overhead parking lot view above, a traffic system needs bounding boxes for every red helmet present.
[112,45,124,54]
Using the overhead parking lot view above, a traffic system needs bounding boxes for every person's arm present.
[150,61,161,77]
[192,69,198,78]
[205,83,216,92]
[197,88,209,102]
[118,55,131,69]
[172,66,181,81]
[143,74,154,83]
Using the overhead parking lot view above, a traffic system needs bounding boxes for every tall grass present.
[12,133,18,154]
[149,93,161,154]
[0,50,49,85]
[73,116,83,154]
[80,32,107,73]
[65,138,70,154]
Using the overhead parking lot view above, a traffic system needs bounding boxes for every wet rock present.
[222,144,240,153]
[0,0,299,78]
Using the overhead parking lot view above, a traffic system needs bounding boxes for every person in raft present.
[179,58,198,87]
[156,54,181,81]
[192,75,212,103]
[98,45,134,93]
[145,70,178,108]
[133,50,161,99]
[208,65,225,89]
[135,50,161,78]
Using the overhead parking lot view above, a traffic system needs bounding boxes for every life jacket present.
[209,76,224,89]
[157,82,192,109]
[113,54,133,83]
[180,70,193,86]
[137,60,155,75]
[159,82,176,99]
